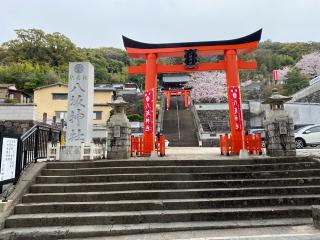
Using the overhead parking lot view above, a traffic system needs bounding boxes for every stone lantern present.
[106,96,131,159]
[263,88,296,156]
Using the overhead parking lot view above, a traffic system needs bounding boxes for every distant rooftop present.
[34,82,140,92]
[0,84,16,90]
[163,74,190,83]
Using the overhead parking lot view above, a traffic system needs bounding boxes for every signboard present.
[0,137,18,183]
[66,62,94,145]
[228,86,243,131]
[114,126,121,138]
[144,89,154,133]
[184,49,198,68]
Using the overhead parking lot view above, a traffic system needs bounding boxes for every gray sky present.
[1,0,320,49]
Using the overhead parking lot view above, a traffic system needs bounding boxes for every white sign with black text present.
[0,137,18,182]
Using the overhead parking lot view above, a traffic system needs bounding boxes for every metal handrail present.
[190,101,203,145]
[20,125,38,141]
[1,123,61,198]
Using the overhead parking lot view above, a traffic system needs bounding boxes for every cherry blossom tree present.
[277,66,290,82]
[186,72,227,103]
[295,52,320,78]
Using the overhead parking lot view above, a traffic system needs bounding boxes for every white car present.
[294,124,320,149]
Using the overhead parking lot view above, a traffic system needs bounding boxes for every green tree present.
[282,68,309,95]
[1,29,84,66]
[0,63,58,92]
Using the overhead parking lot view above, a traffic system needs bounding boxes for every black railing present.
[21,124,60,166]
[1,124,60,192]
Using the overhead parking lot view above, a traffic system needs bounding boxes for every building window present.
[93,111,102,120]
[52,93,68,100]
[55,111,67,121]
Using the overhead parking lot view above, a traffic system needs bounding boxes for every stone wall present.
[0,120,35,135]
[197,110,230,132]
[197,109,250,133]
[0,104,36,121]
[295,90,320,103]
[290,79,320,103]
[196,109,250,147]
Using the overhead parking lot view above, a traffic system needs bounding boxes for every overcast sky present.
[1,0,320,49]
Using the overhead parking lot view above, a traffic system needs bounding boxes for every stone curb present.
[0,162,47,230]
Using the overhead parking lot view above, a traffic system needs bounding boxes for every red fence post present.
[256,132,262,155]
[159,134,165,157]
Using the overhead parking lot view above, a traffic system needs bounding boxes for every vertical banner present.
[273,70,278,81]
[144,89,154,134]
[228,86,243,131]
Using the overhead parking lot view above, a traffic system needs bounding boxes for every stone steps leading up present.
[22,185,320,203]
[2,157,320,239]
[41,162,317,176]
[0,218,312,240]
[30,177,320,193]
[14,195,320,214]
[36,168,320,183]
[5,206,311,228]
[162,97,198,147]
[45,157,313,169]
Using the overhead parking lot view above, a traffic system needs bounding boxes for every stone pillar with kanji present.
[60,62,94,161]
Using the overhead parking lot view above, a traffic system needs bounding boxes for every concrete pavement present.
[143,147,320,160]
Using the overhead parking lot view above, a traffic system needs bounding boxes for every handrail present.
[157,95,165,133]
[1,123,61,198]
[21,125,38,141]
[21,123,60,141]
[190,101,203,146]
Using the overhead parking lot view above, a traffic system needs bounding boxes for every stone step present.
[22,185,320,203]
[14,195,320,214]
[48,159,298,170]
[41,162,318,176]
[30,177,320,193]
[5,206,311,228]
[0,218,312,240]
[36,168,320,184]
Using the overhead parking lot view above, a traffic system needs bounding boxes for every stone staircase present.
[163,96,198,147]
[1,157,320,239]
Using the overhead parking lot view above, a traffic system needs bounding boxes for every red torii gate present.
[162,89,191,110]
[123,29,262,156]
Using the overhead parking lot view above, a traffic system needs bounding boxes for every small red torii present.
[123,29,262,156]
[162,88,191,110]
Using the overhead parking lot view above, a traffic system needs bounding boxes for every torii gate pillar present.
[144,53,157,154]
[225,49,244,153]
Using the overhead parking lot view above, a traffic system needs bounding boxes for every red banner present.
[228,86,243,131]
[144,89,154,133]
[273,70,278,81]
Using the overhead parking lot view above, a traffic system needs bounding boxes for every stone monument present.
[264,88,296,157]
[60,62,94,161]
[107,97,131,159]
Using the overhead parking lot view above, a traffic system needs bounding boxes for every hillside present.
[1,28,320,98]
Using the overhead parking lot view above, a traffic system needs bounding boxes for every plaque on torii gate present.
[123,29,262,156]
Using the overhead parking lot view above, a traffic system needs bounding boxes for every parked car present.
[294,124,314,131]
[295,124,320,149]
